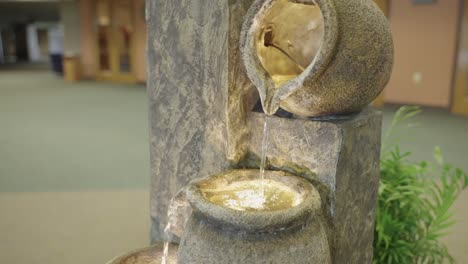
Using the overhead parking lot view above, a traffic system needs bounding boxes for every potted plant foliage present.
[374,106,468,263]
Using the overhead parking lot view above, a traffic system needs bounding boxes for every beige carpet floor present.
[0,190,149,264]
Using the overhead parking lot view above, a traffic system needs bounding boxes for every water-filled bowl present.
[178,169,331,264]
[186,169,321,231]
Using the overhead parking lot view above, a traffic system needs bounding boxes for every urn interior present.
[255,0,325,88]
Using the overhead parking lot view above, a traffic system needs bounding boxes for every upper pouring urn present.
[241,0,394,117]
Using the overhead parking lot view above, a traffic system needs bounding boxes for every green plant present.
[374,106,468,264]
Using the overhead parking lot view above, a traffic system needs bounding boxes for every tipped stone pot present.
[178,169,331,264]
[241,0,394,117]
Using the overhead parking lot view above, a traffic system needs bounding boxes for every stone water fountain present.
[108,0,393,263]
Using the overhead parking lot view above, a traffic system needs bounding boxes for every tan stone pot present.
[241,0,393,117]
[178,169,331,264]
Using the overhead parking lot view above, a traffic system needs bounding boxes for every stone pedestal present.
[246,108,382,264]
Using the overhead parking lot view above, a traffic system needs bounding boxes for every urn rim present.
[240,0,339,115]
[185,169,322,232]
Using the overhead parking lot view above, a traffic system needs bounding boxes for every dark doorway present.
[13,24,28,62]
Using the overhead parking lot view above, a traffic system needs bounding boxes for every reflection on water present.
[201,179,302,211]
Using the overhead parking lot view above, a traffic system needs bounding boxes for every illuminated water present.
[271,74,298,88]
[200,115,302,212]
[201,179,302,211]
[161,241,169,264]
[260,116,271,184]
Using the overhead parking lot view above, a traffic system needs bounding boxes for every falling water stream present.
[161,228,170,264]
[161,192,192,264]
[260,115,271,182]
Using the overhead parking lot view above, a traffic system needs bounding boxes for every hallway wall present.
[385,0,460,107]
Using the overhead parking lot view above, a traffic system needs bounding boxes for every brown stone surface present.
[146,0,256,242]
[179,213,330,264]
[247,108,382,264]
[179,170,330,264]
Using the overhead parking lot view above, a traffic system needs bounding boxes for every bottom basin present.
[106,243,178,264]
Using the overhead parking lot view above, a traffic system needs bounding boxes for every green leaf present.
[375,106,466,264]
[433,147,444,165]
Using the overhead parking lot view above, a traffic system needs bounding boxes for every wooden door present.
[96,0,136,83]
[452,0,468,115]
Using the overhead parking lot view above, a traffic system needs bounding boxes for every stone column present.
[146,0,256,242]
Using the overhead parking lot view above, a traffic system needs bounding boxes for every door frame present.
[95,0,137,83]
[452,0,468,115]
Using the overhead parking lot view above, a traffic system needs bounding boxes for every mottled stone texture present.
[147,0,255,242]
[178,169,331,264]
[247,108,382,264]
[179,213,331,264]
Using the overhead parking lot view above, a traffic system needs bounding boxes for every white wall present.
[26,24,42,62]
[26,22,62,62]
[60,0,81,56]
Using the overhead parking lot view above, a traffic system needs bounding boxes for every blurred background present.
[0,0,467,263]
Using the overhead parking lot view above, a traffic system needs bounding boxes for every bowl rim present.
[185,169,322,232]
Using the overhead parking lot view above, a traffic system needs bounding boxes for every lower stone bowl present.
[106,243,178,264]
[178,169,331,264]
[186,169,321,231]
